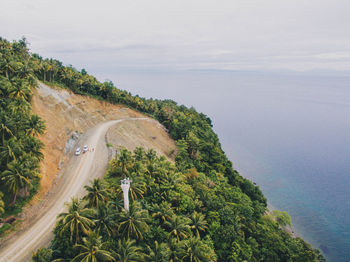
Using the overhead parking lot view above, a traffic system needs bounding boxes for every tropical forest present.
[0,37,325,261]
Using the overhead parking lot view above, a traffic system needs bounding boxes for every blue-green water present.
[104,70,350,261]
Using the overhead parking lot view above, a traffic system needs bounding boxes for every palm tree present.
[1,160,32,204]
[31,247,53,262]
[108,196,123,212]
[93,204,116,238]
[146,149,157,163]
[8,78,32,101]
[166,215,191,242]
[25,115,45,136]
[158,158,175,171]
[168,239,184,262]
[157,172,183,202]
[26,72,37,89]
[145,163,162,187]
[114,239,144,262]
[152,202,174,224]
[17,61,32,78]
[119,149,132,178]
[0,116,13,143]
[143,174,155,196]
[42,61,52,82]
[179,237,216,262]
[0,76,11,99]
[0,57,14,78]
[129,176,146,200]
[0,192,5,216]
[75,77,84,92]
[31,55,43,77]
[190,211,208,238]
[164,172,184,188]
[18,154,40,179]
[72,231,115,262]
[133,147,146,163]
[38,60,46,82]
[145,241,171,262]
[99,81,114,100]
[131,162,146,175]
[0,137,21,163]
[8,98,31,114]
[58,198,95,244]
[83,179,108,208]
[118,201,149,240]
[186,131,200,160]
[60,66,75,86]
[50,60,60,82]
[22,136,44,162]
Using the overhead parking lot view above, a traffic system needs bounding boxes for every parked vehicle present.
[83,145,89,153]
[75,147,81,155]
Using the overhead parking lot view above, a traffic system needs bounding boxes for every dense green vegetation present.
[0,37,324,261]
[0,38,45,221]
[34,148,324,261]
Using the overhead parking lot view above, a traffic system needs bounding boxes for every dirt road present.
[0,118,150,262]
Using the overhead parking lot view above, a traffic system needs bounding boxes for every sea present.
[104,70,350,262]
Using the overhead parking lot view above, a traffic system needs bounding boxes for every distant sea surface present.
[107,70,350,262]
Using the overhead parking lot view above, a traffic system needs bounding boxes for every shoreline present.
[249,178,326,259]
[266,202,300,238]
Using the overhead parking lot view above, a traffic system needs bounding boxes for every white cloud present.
[314,52,350,60]
[1,0,350,73]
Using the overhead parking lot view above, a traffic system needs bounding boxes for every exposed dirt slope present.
[31,82,176,201]
[0,83,177,261]
[106,119,176,159]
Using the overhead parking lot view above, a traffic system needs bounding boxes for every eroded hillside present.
[32,82,177,201]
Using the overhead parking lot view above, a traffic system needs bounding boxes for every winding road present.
[0,118,150,262]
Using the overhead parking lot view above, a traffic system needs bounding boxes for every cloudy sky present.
[1,0,350,74]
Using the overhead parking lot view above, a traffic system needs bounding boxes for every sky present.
[1,0,350,75]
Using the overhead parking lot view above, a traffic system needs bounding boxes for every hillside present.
[0,38,325,261]
[32,82,176,201]
[0,82,177,261]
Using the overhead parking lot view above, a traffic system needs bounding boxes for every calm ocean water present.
[105,70,350,261]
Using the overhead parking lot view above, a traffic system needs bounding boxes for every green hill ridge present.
[0,37,325,261]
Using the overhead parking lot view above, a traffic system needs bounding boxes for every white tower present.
[121,178,131,211]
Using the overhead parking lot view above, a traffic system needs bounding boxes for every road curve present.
[0,118,151,262]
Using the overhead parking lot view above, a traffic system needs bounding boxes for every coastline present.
[266,202,300,238]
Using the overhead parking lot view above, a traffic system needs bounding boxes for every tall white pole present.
[121,178,131,212]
